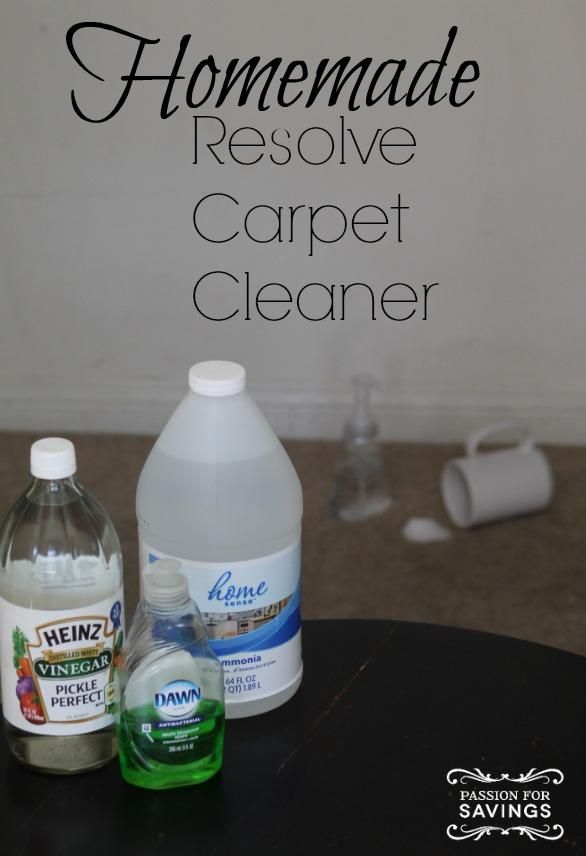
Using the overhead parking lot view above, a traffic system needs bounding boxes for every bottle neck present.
[142,596,209,642]
[26,476,82,505]
[143,594,193,615]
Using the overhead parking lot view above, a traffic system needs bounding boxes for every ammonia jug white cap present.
[189,361,246,397]
[143,558,189,609]
[30,438,77,480]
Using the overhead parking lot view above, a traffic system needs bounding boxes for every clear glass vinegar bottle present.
[0,438,124,773]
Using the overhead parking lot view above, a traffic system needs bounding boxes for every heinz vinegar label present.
[0,589,124,735]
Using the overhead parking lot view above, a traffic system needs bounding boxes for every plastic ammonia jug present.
[136,361,303,718]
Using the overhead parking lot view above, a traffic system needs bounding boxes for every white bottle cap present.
[143,558,190,609]
[189,361,246,397]
[30,438,77,480]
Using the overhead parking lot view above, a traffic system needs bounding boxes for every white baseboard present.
[0,376,584,444]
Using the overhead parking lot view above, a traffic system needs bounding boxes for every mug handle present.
[466,422,533,458]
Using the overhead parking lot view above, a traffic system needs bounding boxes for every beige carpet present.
[1,433,585,655]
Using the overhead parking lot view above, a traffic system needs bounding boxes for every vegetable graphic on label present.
[12,626,45,725]
[19,614,117,726]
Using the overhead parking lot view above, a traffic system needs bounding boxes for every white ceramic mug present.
[441,422,554,528]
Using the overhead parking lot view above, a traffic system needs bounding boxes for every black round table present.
[2,620,585,855]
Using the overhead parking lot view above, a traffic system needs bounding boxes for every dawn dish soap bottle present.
[136,361,303,719]
[330,374,392,521]
[118,558,225,790]
[0,438,124,773]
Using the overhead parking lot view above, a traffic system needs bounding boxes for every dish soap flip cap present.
[30,437,77,480]
[143,558,190,609]
[189,361,246,397]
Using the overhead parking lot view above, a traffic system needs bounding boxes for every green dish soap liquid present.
[118,559,224,789]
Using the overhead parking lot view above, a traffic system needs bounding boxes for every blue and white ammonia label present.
[139,539,302,704]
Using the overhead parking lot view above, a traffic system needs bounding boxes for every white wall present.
[1,1,585,442]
